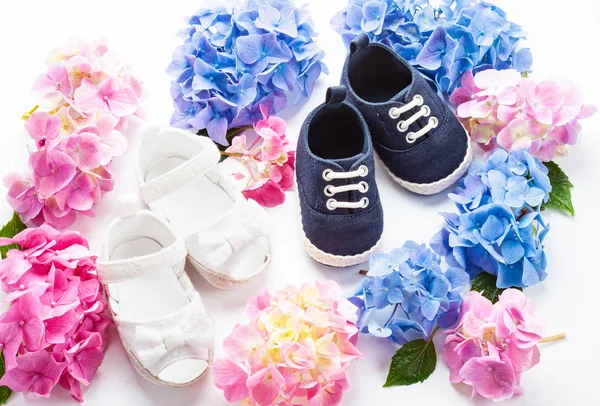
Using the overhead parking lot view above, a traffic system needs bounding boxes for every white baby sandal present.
[135,126,272,289]
[96,196,213,387]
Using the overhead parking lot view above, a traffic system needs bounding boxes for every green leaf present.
[0,212,26,259]
[471,272,521,304]
[542,161,574,216]
[0,352,13,404]
[383,338,437,387]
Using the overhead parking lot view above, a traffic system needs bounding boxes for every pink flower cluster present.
[225,105,295,208]
[442,289,544,402]
[5,39,146,229]
[450,69,595,161]
[0,225,110,402]
[213,280,362,406]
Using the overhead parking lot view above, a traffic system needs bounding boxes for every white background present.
[1,1,599,405]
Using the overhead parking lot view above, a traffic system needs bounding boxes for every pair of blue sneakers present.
[296,34,472,267]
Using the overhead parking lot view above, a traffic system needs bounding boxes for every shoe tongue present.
[331,154,365,171]
[391,84,412,103]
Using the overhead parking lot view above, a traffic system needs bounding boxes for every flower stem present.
[22,105,39,121]
[384,304,399,326]
[539,333,566,344]
[48,105,62,115]
[248,134,261,150]
[428,326,440,342]
[221,152,243,158]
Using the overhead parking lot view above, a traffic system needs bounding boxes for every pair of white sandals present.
[96,127,272,387]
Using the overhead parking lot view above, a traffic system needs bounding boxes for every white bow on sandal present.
[97,197,213,387]
[135,126,272,289]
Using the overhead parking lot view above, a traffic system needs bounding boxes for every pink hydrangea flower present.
[247,365,286,405]
[307,376,350,406]
[25,112,62,150]
[442,290,545,402]
[241,178,287,208]
[0,350,67,401]
[451,69,595,161]
[32,64,73,106]
[213,359,250,403]
[224,105,295,208]
[63,332,104,386]
[459,345,523,402]
[0,323,22,370]
[0,293,46,351]
[92,115,128,166]
[213,280,361,406]
[74,77,138,118]
[30,149,77,199]
[60,133,102,170]
[4,39,146,229]
[3,175,43,223]
[497,117,546,151]
[254,105,287,136]
[54,173,99,212]
[0,225,110,402]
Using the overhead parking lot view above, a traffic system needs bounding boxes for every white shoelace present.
[322,165,369,210]
[389,94,439,143]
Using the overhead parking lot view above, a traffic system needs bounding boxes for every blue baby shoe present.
[296,86,384,267]
[340,34,472,195]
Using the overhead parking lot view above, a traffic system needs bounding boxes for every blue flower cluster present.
[331,0,532,96]
[431,150,551,289]
[349,241,469,345]
[168,0,327,145]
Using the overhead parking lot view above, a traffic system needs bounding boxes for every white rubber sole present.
[187,252,271,290]
[302,231,382,267]
[377,134,473,195]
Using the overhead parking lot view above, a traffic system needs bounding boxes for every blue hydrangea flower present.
[332,0,532,96]
[431,149,551,288]
[235,33,290,67]
[221,73,258,107]
[350,241,469,345]
[415,26,458,71]
[361,1,388,35]
[169,0,327,145]
[192,58,229,93]
[256,3,298,37]
[189,98,237,145]
[467,7,505,46]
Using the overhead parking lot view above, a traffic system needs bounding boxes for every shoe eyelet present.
[406,133,417,144]
[361,197,369,208]
[359,181,369,193]
[326,198,337,211]
[359,165,369,177]
[414,94,424,106]
[324,185,335,197]
[397,121,408,133]
[322,169,333,181]
[389,108,400,119]
[430,116,439,128]
[422,105,431,117]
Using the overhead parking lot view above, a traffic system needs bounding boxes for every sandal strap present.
[116,293,212,370]
[139,137,220,204]
[97,237,187,284]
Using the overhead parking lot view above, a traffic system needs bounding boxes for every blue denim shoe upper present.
[340,34,469,185]
[296,86,384,257]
